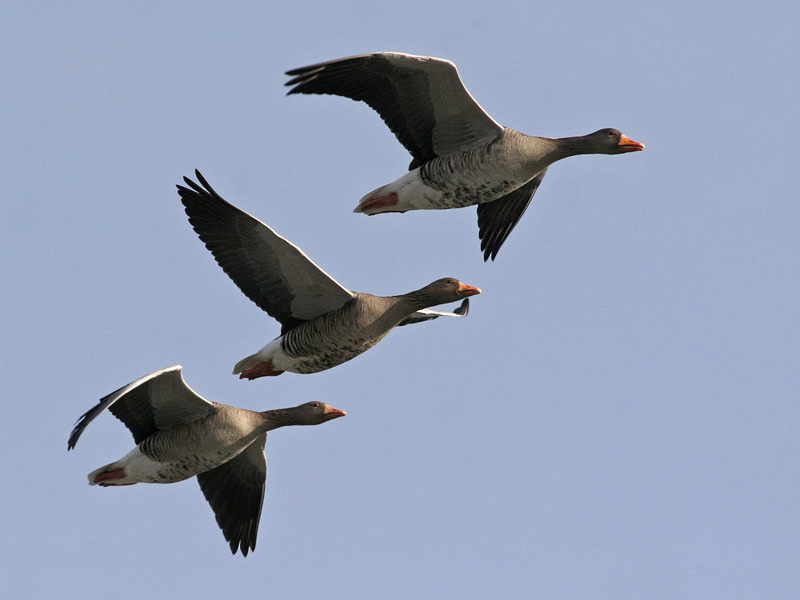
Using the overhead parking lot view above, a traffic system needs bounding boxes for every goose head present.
[584,128,645,154]
[408,278,481,308]
[283,402,347,425]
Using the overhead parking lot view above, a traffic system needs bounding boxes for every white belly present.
[356,150,536,214]
[88,444,248,486]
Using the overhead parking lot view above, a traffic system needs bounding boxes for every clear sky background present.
[3,2,798,599]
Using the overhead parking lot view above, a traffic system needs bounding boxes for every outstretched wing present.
[477,171,548,261]
[67,365,215,449]
[178,171,355,333]
[286,52,503,166]
[396,298,470,327]
[197,435,267,556]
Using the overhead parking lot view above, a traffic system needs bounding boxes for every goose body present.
[85,404,265,485]
[178,171,480,380]
[285,52,645,260]
[68,365,345,555]
[358,129,551,212]
[237,292,420,375]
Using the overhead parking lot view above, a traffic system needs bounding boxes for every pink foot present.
[239,360,285,379]
[358,192,400,213]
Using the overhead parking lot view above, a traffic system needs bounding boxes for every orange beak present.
[457,282,482,297]
[323,405,347,419]
[617,134,645,152]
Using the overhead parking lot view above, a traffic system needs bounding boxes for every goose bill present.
[457,283,482,297]
[323,406,347,419]
[617,134,645,151]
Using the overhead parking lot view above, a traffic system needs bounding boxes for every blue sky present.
[3,2,798,599]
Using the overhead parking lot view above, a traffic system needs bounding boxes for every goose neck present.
[553,135,598,159]
[260,408,298,431]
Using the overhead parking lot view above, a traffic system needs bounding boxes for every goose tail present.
[233,352,263,375]
[88,460,132,486]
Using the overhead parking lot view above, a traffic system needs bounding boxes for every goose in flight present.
[67,365,345,555]
[285,52,644,260]
[178,171,480,379]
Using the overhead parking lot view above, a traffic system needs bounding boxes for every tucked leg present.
[239,360,285,379]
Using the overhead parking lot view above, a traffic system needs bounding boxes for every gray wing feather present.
[67,365,216,449]
[477,170,548,261]
[197,435,267,556]
[286,52,503,165]
[397,298,470,326]
[178,171,355,332]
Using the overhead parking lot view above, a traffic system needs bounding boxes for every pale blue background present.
[2,2,798,599]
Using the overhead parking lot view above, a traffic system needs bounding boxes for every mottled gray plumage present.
[68,365,345,556]
[177,171,480,379]
[285,52,644,260]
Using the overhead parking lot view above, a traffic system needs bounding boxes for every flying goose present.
[67,365,345,556]
[177,171,480,380]
[285,52,645,260]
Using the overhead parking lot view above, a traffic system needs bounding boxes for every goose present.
[177,171,481,380]
[67,365,345,556]
[285,52,645,260]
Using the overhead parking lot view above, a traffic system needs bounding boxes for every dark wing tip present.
[454,298,470,316]
[177,170,220,202]
[479,228,503,261]
[477,173,547,262]
[66,393,115,450]
[481,242,500,262]
[67,421,81,450]
[230,536,255,557]
[284,65,326,95]
[198,455,264,558]
[227,518,257,556]
[67,421,83,450]
[478,207,512,261]
[284,65,316,78]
